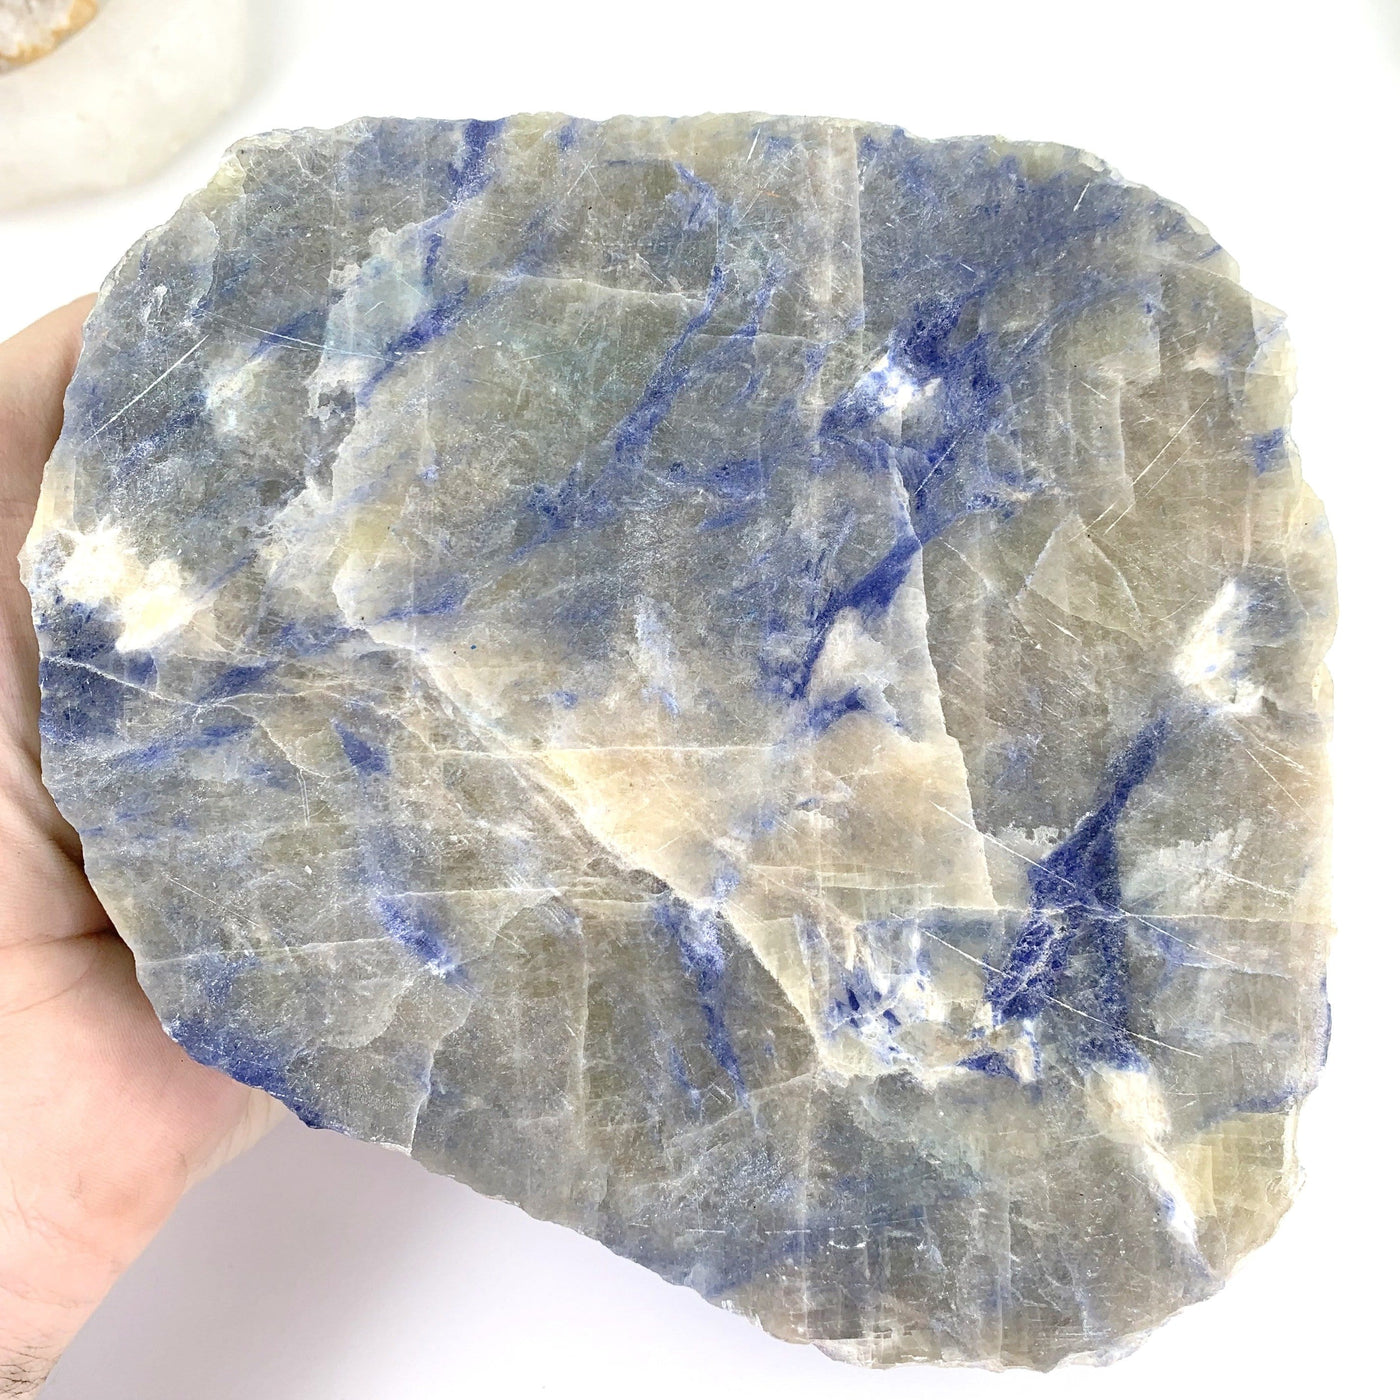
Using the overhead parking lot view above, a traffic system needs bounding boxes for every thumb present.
[1,295,97,761]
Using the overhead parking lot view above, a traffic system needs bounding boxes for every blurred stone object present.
[0,0,99,72]
[0,0,248,211]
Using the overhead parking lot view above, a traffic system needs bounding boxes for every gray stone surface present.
[22,115,1335,1368]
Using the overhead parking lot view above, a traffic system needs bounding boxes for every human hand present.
[0,300,283,1396]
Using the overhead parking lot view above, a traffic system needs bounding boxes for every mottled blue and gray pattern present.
[22,115,1334,1368]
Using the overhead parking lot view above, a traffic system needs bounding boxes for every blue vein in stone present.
[1251,427,1289,473]
[115,718,253,773]
[781,274,1144,705]
[611,261,727,466]
[333,718,390,776]
[497,263,776,567]
[670,163,720,231]
[167,1015,332,1130]
[984,716,1170,1067]
[651,893,749,1104]
[34,593,157,744]
[198,660,280,704]
[334,718,468,985]
[772,142,1152,705]
[422,117,508,278]
[358,279,487,402]
[958,1050,1018,1079]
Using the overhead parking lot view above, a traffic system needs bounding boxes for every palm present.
[0,300,278,1388]
[1,920,272,1268]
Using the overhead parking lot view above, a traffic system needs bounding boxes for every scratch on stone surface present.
[238,323,389,360]
[83,336,208,442]
[1094,398,1211,534]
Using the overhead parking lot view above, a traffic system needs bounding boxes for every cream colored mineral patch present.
[0,0,97,72]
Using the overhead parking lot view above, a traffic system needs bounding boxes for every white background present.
[3,1,1397,1395]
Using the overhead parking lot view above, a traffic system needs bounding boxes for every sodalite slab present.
[23,115,1335,1369]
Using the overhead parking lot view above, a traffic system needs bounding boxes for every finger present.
[0,296,96,743]
[1,296,97,740]
[0,296,96,558]
[0,296,109,948]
